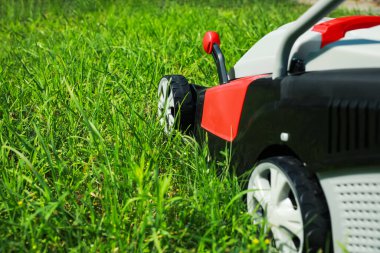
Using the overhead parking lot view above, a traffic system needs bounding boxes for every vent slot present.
[328,100,379,154]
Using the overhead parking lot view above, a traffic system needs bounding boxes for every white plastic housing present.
[318,168,380,253]
[233,20,380,78]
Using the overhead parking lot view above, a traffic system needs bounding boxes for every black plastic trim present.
[211,43,228,84]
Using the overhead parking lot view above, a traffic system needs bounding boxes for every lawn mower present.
[157,0,380,252]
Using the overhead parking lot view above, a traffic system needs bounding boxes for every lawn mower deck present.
[157,0,380,252]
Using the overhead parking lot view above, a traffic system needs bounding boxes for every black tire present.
[157,75,195,133]
[247,156,331,253]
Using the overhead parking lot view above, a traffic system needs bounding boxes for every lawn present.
[0,0,351,251]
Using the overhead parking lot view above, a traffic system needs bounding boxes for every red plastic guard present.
[313,16,380,48]
[201,75,267,142]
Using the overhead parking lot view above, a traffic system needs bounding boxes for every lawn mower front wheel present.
[157,75,195,134]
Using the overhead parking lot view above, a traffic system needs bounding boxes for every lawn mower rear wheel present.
[247,156,331,253]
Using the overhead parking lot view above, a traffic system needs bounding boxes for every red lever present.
[313,16,380,48]
[202,31,220,54]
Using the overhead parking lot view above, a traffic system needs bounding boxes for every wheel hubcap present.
[247,163,304,253]
[158,78,175,133]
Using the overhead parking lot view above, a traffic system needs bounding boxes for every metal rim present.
[158,77,175,133]
[247,162,304,253]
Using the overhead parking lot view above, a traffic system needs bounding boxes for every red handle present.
[202,31,220,54]
[312,16,380,48]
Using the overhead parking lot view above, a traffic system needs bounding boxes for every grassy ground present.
[0,0,354,252]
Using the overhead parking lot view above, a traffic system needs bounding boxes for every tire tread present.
[162,75,196,132]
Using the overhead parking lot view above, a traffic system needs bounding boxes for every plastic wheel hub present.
[158,77,175,133]
[247,162,304,253]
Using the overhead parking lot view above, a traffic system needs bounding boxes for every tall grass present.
[0,0,349,251]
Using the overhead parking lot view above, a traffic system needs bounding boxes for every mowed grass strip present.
[0,0,341,251]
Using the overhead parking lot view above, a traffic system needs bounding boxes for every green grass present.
[0,0,356,251]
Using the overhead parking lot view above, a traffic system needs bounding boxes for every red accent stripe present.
[312,16,380,48]
[201,75,268,141]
